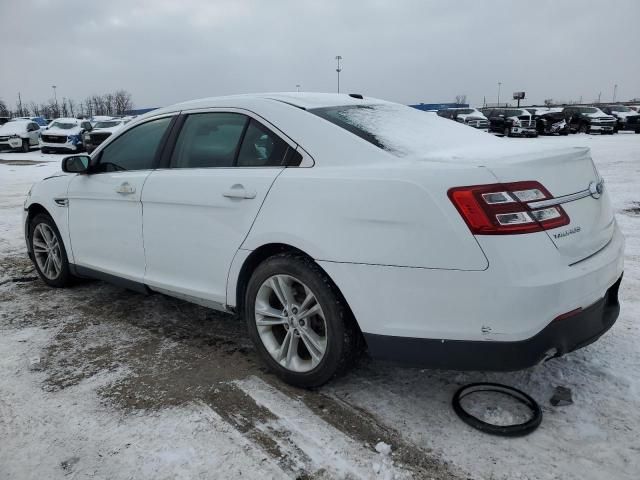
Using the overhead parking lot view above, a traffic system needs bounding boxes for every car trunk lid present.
[482,146,614,264]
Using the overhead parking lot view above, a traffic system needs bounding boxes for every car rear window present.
[309,103,496,157]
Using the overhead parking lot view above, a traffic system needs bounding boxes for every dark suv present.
[482,108,537,137]
[526,108,570,136]
[599,105,640,133]
[562,106,616,134]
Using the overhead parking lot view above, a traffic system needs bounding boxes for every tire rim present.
[255,274,327,372]
[32,223,62,280]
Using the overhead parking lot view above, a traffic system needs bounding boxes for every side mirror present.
[62,155,91,174]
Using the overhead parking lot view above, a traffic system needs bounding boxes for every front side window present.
[171,113,247,168]
[97,116,172,172]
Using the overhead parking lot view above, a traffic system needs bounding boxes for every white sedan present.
[23,93,624,387]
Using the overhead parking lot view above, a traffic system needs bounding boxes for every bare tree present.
[28,102,40,116]
[544,98,554,106]
[455,94,467,105]
[0,99,8,116]
[114,90,133,115]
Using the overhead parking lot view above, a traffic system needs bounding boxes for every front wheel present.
[21,139,30,153]
[29,213,73,287]
[579,123,590,134]
[244,254,361,388]
[503,126,511,137]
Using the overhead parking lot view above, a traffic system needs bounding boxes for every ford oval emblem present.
[589,179,604,199]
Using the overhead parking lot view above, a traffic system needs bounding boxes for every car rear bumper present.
[364,275,621,370]
[319,222,624,369]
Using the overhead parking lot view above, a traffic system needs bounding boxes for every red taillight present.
[448,181,570,235]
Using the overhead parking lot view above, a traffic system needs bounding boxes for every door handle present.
[223,184,256,199]
[116,182,136,195]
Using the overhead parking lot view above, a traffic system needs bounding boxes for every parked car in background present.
[562,106,616,134]
[0,119,42,152]
[89,115,113,127]
[599,105,640,133]
[22,93,623,387]
[627,105,640,112]
[84,118,128,152]
[11,116,49,128]
[526,107,570,136]
[40,118,93,153]
[483,108,537,137]
[0,117,10,126]
[437,108,488,129]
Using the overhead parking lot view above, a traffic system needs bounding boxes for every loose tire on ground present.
[244,253,362,388]
[29,213,73,288]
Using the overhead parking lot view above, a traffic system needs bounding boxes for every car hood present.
[91,125,122,134]
[612,111,638,119]
[45,126,82,136]
[0,123,28,135]
[585,112,614,120]
[458,114,487,121]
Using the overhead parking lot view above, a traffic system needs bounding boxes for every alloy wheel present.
[32,223,62,280]
[254,274,328,372]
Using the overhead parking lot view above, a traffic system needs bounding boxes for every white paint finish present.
[67,171,150,281]
[320,223,623,340]
[141,167,283,304]
[242,162,491,270]
[24,94,626,350]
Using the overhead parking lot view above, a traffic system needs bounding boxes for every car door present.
[66,115,174,283]
[27,122,39,144]
[141,110,296,307]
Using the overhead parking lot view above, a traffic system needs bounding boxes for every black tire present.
[41,147,49,154]
[21,139,30,153]
[244,253,362,388]
[579,123,590,134]
[29,213,73,288]
[503,126,511,137]
[635,129,640,134]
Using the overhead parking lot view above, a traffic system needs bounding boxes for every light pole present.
[497,82,502,106]
[335,55,342,94]
[52,85,58,115]
[613,84,618,102]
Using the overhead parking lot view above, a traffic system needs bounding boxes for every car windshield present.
[452,109,474,114]
[94,121,121,128]
[577,107,598,113]
[609,106,631,112]
[50,121,78,129]
[504,109,526,116]
[310,103,496,157]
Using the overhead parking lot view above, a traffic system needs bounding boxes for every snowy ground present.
[1,134,639,479]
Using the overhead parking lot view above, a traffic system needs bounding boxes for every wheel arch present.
[231,242,364,339]
[25,203,54,241]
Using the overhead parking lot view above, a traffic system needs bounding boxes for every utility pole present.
[497,82,502,106]
[598,92,602,103]
[613,84,618,102]
[17,92,23,116]
[335,55,342,94]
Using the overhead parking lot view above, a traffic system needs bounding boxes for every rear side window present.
[171,113,292,168]
[171,113,247,168]
[237,119,289,167]
[97,116,172,172]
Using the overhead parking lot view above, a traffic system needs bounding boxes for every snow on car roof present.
[52,117,80,123]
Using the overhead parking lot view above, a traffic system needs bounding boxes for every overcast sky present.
[1,0,639,109]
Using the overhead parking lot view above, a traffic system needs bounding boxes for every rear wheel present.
[29,213,73,287]
[21,139,29,153]
[244,253,361,388]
